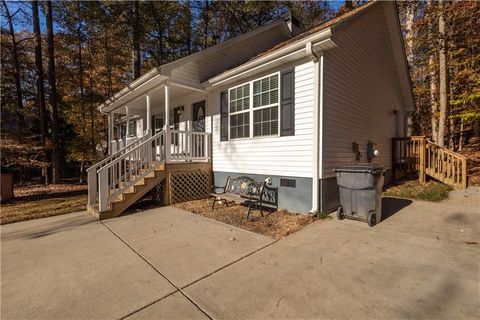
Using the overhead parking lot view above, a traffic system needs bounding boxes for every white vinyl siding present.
[322,4,406,178]
[210,60,315,178]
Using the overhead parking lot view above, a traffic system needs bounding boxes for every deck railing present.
[424,139,467,189]
[392,136,467,188]
[88,128,211,212]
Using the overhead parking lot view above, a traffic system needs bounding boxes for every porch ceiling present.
[113,84,194,116]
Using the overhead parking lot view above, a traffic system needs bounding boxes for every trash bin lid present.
[333,164,384,174]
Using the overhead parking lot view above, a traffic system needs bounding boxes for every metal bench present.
[211,176,278,220]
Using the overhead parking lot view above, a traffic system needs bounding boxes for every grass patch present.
[315,211,333,220]
[383,180,453,202]
[1,194,87,225]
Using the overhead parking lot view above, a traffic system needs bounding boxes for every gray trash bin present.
[333,164,384,227]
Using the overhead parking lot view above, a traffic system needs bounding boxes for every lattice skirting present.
[169,169,210,204]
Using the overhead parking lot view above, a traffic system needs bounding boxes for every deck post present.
[107,113,113,155]
[125,105,130,144]
[98,168,109,212]
[146,92,152,163]
[164,85,171,163]
[87,169,97,205]
[419,137,426,184]
[146,92,151,136]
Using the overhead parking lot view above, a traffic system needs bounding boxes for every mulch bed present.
[173,198,319,239]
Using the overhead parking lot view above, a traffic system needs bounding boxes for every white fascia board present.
[98,68,162,113]
[205,27,334,88]
[101,74,169,114]
[166,78,207,93]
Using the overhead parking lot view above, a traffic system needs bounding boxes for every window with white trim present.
[128,120,137,137]
[228,73,279,139]
[253,75,279,137]
[229,84,250,139]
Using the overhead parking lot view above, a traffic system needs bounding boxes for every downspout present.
[306,41,321,214]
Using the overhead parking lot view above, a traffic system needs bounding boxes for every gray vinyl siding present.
[322,4,407,179]
[213,171,312,213]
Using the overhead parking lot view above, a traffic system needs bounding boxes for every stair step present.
[89,169,167,220]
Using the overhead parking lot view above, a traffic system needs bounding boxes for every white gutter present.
[306,41,322,214]
[98,68,163,114]
[206,27,334,88]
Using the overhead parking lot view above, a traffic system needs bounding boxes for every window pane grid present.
[253,75,279,108]
[229,84,250,113]
[230,112,250,139]
[253,106,278,137]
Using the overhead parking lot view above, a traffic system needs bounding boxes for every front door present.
[192,101,206,158]
[192,100,206,132]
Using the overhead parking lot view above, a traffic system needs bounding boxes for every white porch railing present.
[88,129,211,213]
[87,132,149,206]
[169,129,210,162]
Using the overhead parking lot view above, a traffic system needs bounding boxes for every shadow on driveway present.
[381,197,412,223]
[1,212,95,241]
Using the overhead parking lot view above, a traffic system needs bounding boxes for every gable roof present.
[253,1,377,62]
[207,1,377,85]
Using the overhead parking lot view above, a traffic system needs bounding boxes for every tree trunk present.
[405,2,414,68]
[427,0,439,142]
[437,0,449,147]
[32,0,49,185]
[44,1,61,184]
[88,42,96,156]
[32,1,48,143]
[131,0,141,80]
[2,0,25,140]
[202,1,210,49]
[404,1,415,136]
[77,2,87,183]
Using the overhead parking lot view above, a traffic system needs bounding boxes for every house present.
[87,1,414,219]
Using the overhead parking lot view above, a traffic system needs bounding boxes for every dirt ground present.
[1,183,87,224]
[173,198,318,239]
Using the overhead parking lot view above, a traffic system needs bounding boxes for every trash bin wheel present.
[336,206,344,220]
[367,211,376,227]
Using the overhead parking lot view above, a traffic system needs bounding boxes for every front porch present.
[104,78,210,158]
[88,78,213,219]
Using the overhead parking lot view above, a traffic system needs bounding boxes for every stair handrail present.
[97,129,167,211]
[87,132,150,206]
[425,139,467,160]
[86,132,150,173]
[423,138,468,188]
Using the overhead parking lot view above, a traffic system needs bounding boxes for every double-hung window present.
[229,84,250,139]
[128,120,137,137]
[252,74,279,137]
[228,73,279,139]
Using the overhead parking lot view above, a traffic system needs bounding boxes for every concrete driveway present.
[2,188,479,319]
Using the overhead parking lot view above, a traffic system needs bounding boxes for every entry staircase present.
[392,136,469,188]
[87,129,211,220]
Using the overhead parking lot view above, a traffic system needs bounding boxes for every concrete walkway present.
[2,188,479,319]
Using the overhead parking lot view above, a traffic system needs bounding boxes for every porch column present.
[146,92,151,136]
[164,85,170,162]
[125,105,130,147]
[107,113,112,154]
